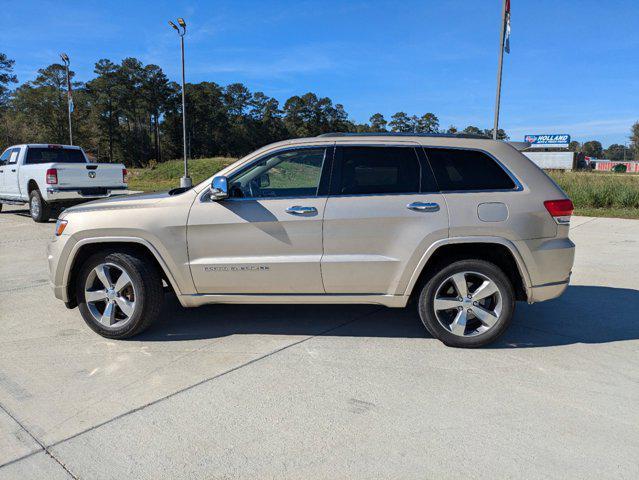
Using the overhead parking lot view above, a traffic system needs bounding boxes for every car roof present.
[10,144,82,149]
[247,133,510,153]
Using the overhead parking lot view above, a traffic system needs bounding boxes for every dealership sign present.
[524,134,571,148]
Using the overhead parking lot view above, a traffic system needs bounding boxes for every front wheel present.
[417,259,515,348]
[29,189,51,223]
[76,251,164,339]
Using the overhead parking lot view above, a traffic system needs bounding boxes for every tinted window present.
[425,148,516,191]
[25,148,86,165]
[333,147,420,195]
[0,149,11,165]
[229,148,326,198]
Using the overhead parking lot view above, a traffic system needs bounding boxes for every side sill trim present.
[178,293,408,308]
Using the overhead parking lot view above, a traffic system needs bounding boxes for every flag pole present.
[492,0,508,140]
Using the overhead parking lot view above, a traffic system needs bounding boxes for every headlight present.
[55,219,68,236]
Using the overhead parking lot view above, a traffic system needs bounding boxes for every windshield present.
[25,147,86,164]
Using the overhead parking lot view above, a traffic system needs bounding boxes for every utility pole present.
[60,53,73,145]
[493,0,509,140]
[169,18,192,188]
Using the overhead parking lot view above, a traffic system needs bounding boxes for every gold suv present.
[48,134,575,347]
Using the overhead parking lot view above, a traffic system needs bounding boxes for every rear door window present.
[8,149,19,164]
[331,146,421,195]
[425,148,516,191]
[25,147,86,165]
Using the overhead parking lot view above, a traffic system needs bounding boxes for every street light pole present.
[169,18,192,188]
[60,53,73,145]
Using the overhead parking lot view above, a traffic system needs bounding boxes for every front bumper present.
[47,234,74,303]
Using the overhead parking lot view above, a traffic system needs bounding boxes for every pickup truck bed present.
[0,144,128,222]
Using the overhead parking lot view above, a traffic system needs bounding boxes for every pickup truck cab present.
[0,144,128,222]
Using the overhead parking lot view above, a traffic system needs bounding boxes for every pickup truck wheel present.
[29,189,51,223]
[76,251,164,339]
[417,259,515,348]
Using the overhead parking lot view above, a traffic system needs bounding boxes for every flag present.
[504,0,511,54]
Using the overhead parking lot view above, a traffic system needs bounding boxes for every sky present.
[2,0,638,147]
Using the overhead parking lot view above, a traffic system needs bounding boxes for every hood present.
[61,191,174,216]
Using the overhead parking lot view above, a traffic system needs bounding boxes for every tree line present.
[1,52,637,166]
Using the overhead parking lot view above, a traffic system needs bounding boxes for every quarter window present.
[425,148,516,191]
[229,148,326,198]
[333,147,421,195]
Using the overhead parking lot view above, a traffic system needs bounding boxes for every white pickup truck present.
[0,144,128,222]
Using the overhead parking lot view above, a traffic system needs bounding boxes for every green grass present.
[128,157,235,192]
[129,159,639,219]
[547,171,639,219]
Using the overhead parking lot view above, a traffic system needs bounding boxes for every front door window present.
[229,148,326,199]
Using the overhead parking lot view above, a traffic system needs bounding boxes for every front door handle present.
[285,205,318,216]
[407,202,440,212]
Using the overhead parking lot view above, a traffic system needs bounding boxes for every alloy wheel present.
[433,271,503,337]
[84,263,137,328]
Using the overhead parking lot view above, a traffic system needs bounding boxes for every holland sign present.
[524,134,571,148]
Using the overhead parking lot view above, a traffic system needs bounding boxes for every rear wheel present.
[29,189,51,223]
[417,259,515,348]
[76,251,164,339]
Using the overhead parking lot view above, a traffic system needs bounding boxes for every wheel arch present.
[27,179,40,194]
[64,238,182,308]
[405,237,532,303]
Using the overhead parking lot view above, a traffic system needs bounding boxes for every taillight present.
[46,168,58,185]
[544,199,574,224]
[122,168,128,183]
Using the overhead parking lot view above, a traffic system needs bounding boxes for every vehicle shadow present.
[0,205,58,222]
[136,285,639,348]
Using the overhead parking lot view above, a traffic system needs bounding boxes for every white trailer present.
[522,151,574,170]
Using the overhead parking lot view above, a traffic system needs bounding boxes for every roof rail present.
[317,132,491,139]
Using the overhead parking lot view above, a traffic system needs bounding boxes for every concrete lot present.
[1,205,638,479]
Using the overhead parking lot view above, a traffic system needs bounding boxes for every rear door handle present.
[11,169,16,172]
[407,202,440,212]
[285,205,318,216]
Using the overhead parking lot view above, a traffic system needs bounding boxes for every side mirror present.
[210,176,229,200]
[259,173,270,188]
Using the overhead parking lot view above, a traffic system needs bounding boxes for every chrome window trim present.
[422,145,524,193]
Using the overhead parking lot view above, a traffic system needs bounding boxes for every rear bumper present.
[517,237,575,303]
[44,186,128,202]
[530,278,570,302]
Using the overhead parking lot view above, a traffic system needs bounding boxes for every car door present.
[187,146,332,294]
[321,144,449,295]
[0,148,10,195]
[2,148,21,198]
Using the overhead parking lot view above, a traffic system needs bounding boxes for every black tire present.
[417,259,515,348]
[76,251,164,339]
[29,189,51,223]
